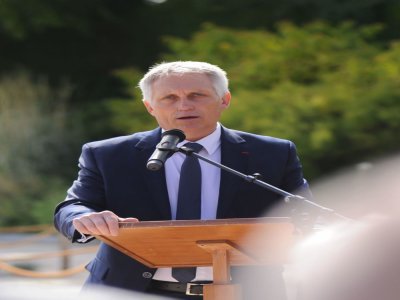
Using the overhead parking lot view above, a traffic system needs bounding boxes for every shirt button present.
[142,272,153,278]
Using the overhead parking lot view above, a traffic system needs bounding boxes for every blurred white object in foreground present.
[288,153,400,300]
[290,215,400,300]
[0,280,168,300]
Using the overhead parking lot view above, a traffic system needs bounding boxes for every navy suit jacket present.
[54,126,310,297]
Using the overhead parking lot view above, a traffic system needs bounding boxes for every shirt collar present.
[187,123,221,155]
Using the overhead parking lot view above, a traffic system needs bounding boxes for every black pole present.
[177,145,351,223]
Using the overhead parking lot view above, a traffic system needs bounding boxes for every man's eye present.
[163,95,177,100]
[191,93,205,98]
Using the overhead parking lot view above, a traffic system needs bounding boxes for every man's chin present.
[181,127,216,141]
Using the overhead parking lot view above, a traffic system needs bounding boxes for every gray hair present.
[138,61,229,101]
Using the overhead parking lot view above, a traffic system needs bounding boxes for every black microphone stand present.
[175,145,352,228]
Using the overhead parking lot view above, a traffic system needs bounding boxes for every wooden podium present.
[96,217,295,300]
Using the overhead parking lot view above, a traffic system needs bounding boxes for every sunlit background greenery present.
[1,0,399,226]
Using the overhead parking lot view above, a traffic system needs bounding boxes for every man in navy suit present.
[54,61,311,299]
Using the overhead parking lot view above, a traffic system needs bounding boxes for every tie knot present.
[184,142,203,153]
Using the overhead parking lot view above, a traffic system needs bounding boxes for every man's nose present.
[177,97,193,110]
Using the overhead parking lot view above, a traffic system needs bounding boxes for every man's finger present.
[119,217,139,223]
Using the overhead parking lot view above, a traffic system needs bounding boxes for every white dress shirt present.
[152,124,222,282]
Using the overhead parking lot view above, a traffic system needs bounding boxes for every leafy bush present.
[160,22,400,178]
[0,72,84,225]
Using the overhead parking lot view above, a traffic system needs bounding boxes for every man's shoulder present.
[223,127,293,147]
[84,128,160,150]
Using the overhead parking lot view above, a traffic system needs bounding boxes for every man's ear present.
[221,92,231,108]
[143,100,154,116]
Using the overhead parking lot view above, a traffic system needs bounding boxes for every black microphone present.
[147,129,186,171]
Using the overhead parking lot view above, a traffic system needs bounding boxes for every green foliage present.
[1,0,399,107]
[162,22,400,178]
[0,72,84,226]
[30,179,69,224]
[103,68,157,134]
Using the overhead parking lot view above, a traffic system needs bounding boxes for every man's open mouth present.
[177,116,198,120]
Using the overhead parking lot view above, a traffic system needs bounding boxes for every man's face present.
[143,73,231,141]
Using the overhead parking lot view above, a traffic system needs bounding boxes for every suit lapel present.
[217,127,249,218]
[135,128,172,220]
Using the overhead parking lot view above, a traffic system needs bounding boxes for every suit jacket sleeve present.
[282,141,310,196]
[54,143,106,242]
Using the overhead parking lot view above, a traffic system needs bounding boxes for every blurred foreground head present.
[291,215,400,300]
[240,153,400,300]
[288,153,400,300]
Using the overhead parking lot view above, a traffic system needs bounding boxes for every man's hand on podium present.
[73,210,138,236]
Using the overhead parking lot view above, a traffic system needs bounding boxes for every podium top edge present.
[118,217,292,228]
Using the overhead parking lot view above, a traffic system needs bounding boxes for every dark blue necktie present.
[172,142,203,283]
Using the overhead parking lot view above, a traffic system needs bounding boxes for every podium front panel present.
[96,218,296,268]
